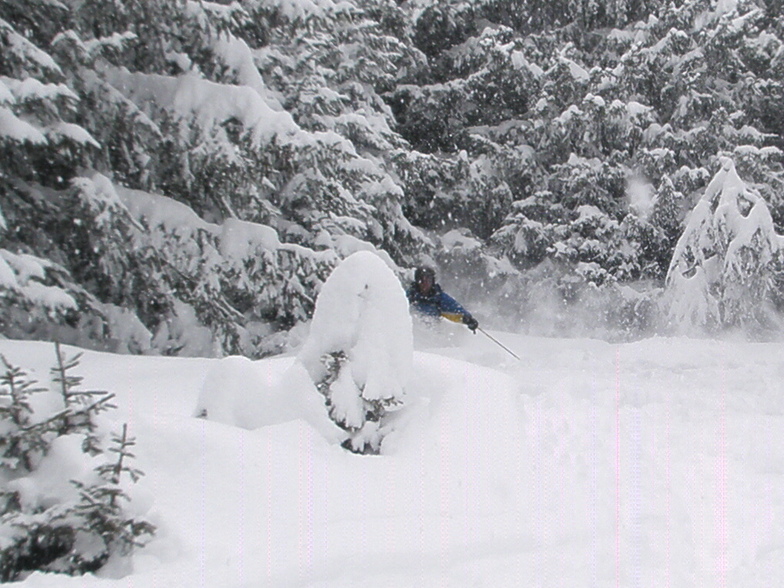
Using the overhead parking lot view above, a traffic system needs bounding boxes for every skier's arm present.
[437,292,478,330]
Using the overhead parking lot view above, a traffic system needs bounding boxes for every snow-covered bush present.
[666,157,784,333]
[297,251,412,454]
[0,345,154,582]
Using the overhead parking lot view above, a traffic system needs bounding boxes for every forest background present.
[3,0,784,357]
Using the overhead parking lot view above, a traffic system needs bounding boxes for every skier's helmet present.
[414,266,435,283]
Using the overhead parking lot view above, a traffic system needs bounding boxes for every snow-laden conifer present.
[0,345,153,581]
[0,356,47,474]
[298,251,412,453]
[666,157,784,331]
[69,423,155,570]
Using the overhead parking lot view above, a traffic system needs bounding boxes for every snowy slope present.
[2,332,783,587]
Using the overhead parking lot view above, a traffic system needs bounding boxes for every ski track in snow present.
[2,334,784,587]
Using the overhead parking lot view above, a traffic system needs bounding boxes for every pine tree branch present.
[156,256,245,321]
[22,393,117,435]
[110,424,128,490]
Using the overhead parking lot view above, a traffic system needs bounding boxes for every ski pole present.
[477,327,521,361]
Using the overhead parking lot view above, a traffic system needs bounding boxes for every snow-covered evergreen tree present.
[666,157,784,332]
[298,251,412,454]
[0,356,47,474]
[648,175,685,273]
[0,346,153,581]
[4,0,784,346]
[0,8,102,342]
[69,423,155,570]
[0,0,435,355]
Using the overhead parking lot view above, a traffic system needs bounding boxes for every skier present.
[406,266,479,332]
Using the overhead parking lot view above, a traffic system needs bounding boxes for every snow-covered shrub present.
[666,157,784,333]
[0,346,154,582]
[298,251,412,454]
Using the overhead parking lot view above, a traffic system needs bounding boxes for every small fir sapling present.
[0,355,47,474]
[0,355,51,574]
[0,345,154,581]
[70,424,155,569]
[51,341,116,453]
[0,350,83,580]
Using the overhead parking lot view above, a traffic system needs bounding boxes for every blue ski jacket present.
[406,283,474,324]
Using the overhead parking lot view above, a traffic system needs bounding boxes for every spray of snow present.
[627,175,656,220]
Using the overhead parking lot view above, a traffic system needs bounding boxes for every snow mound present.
[3,334,784,586]
[195,355,341,441]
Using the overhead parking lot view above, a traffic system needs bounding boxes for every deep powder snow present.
[1,330,782,587]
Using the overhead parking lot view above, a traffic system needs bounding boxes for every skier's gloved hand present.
[464,316,479,333]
